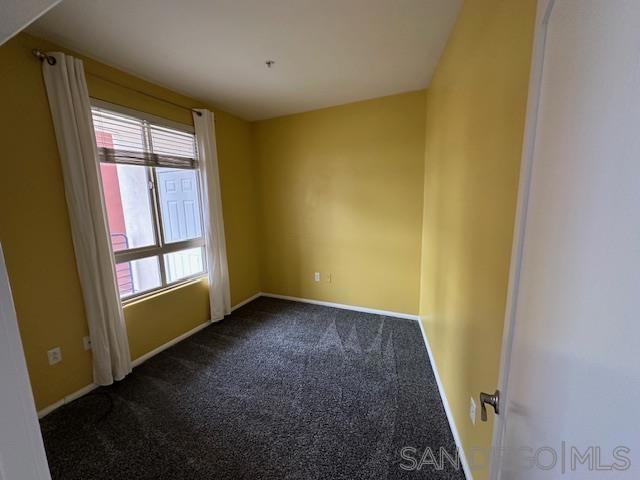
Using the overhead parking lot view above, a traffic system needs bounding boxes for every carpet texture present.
[41,297,465,479]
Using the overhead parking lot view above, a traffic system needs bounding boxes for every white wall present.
[118,165,158,291]
[0,243,51,479]
[499,1,640,478]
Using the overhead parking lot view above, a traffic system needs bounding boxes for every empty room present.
[1,1,639,479]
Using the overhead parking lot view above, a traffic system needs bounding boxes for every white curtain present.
[193,110,231,321]
[42,53,131,385]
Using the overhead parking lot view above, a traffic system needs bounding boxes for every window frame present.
[91,99,207,303]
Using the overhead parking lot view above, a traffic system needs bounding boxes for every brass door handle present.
[480,390,500,421]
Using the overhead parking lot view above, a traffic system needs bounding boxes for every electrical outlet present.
[314,272,321,282]
[48,347,62,365]
[83,336,92,351]
[470,396,477,425]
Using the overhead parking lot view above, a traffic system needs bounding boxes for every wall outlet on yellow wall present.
[314,272,321,282]
[47,347,62,366]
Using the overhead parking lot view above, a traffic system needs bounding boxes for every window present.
[92,102,206,300]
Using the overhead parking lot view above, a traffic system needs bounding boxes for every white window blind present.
[91,106,198,170]
[92,102,206,300]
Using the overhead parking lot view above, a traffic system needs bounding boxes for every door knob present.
[479,389,500,422]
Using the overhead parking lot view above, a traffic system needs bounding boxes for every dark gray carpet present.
[41,297,465,479]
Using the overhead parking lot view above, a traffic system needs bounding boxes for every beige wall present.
[0,33,261,410]
[253,91,426,314]
[419,0,536,476]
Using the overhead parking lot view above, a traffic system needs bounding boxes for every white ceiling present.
[29,0,461,121]
[1,0,60,46]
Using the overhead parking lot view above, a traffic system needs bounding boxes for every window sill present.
[122,275,207,308]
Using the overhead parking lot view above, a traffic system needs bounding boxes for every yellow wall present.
[419,0,536,476]
[0,33,261,410]
[1,3,535,442]
[254,92,426,314]
[124,280,210,360]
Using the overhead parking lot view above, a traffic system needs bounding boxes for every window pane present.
[164,247,205,283]
[100,164,156,251]
[116,256,161,298]
[156,168,203,244]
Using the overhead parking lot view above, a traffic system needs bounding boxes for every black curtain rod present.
[32,49,203,116]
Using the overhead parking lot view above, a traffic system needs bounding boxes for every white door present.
[491,1,640,479]
[156,168,204,280]
[157,168,202,243]
[0,242,52,480]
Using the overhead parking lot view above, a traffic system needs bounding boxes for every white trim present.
[418,316,473,480]
[37,383,98,419]
[128,287,259,367]
[37,291,263,418]
[38,322,210,418]
[90,98,195,133]
[489,2,555,479]
[1,242,52,478]
[122,275,207,306]
[37,291,419,418]
[231,292,262,311]
[38,322,211,418]
[33,291,471,480]
[260,292,420,320]
[131,321,211,368]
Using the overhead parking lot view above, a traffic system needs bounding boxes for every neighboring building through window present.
[92,102,206,299]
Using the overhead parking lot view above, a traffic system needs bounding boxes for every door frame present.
[488,1,556,478]
[0,242,52,479]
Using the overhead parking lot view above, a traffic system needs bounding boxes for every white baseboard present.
[38,292,262,418]
[418,316,473,480]
[37,292,417,420]
[231,292,262,312]
[131,320,211,368]
[37,383,98,419]
[37,320,210,418]
[260,292,420,321]
[131,290,263,368]
[35,293,473,479]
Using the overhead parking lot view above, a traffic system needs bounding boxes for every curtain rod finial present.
[32,49,56,65]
